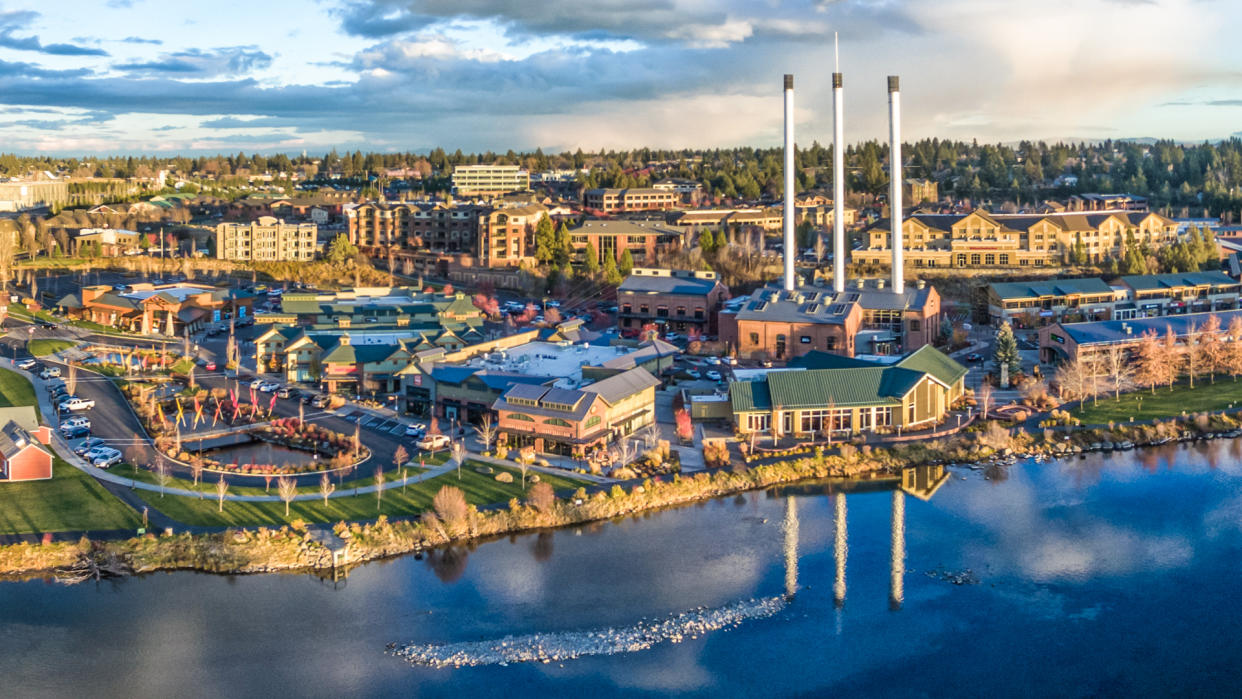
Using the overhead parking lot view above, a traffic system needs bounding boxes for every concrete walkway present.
[468,452,614,484]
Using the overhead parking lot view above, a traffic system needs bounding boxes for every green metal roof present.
[767,367,904,409]
[1119,271,1236,291]
[895,344,968,387]
[730,379,771,413]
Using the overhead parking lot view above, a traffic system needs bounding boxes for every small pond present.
[198,440,319,469]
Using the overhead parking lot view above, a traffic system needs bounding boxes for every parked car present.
[59,397,96,412]
[309,394,330,409]
[45,379,65,394]
[706,370,723,381]
[60,416,91,431]
[36,319,55,329]
[665,332,684,343]
[965,352,984,363]
[51,390,69,404]
[276,386,298,399]
[404,423,427,438]
[685,368,702,379]
[81,445,111,461]
[15,358,36,370]
[92,448,123,469]
[417,434,451,451]
[258,381,280,393]
[39,366,61,379]
[60,424,90,439]
[704,356,722,366]
[73,437,106,456]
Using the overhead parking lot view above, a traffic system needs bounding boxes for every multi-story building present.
[1067,193,1148,212]
[903,178,939,205]
[729,345,966,437]
[720,278,941,360]
[569,219,683,266]
[0,178,69,212]
[451,165,530,197]
[346,201,546,269]
[794,195,858,228]
[617,268,726,336]
[216,216,318,261]
[494,367,660,457]
[855,209,1179,269]
[257,287,483,332]
[984,271,1240,327]
[73,228,142,256]
[583,187,678,213]
[651,178,704,205]
[478,204,545,268]
[1039,309,1242,364]
[669,208,784,232]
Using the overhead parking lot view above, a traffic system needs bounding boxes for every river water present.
[4,441,1242,697]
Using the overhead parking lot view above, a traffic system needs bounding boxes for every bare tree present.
[1200,313,1224,383]
[153,456,170,498]
[1162,326,1181,390]
[189,455,204,497]
[452,440,465,480]
[0,227,15,293]
[473,414,497,454]
[1226,316,1242,381]
[374,467,385,511]
[1103,344,1134,400]
[215,474,229,513]
[977,383,994,419]
[1184,321,1201,389]
[393,443,408,474]
[319,472,335,506]
[66,363,77,396]
[1054,357,1095,408]
[277,476,297,517]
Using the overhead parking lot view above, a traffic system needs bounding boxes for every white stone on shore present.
[390,596,788,668]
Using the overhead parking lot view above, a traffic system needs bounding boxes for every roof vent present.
[855,278,865,289]
[916,279,926,290]
[876,278,886,289]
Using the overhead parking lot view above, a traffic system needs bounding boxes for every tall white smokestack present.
[783,74,796,292]
[832,71,845,294]
[888,76,904,295]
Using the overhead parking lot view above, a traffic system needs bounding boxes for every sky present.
[1,0,1241,156]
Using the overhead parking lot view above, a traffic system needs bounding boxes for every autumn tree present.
[432,485,469,536]
[1226,317,1242,381]
[1199,313,1224,383]
[1102,344,1135,400]
[319,472,335,506]
[1054,357,1094,407]
[1162,326,1181,390]
[374,467,385,511]
[215,474,229,513]
[1134,329,1167,394]
[1184,320,1202,389]
[527,481,555,513]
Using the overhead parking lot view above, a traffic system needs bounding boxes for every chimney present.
[888,75,904,295]
[832,71,846,294]
[783,73,796,292]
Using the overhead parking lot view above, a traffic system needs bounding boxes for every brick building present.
[617,268,726,336]
[583,188,678,213]
[570,219,683,266]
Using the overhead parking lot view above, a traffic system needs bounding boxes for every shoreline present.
[2,412,1239,581]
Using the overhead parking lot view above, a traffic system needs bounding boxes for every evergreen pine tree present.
[993,321,1021,375]
[584,241,600,276]
[939,315,954,345]
[619,248,634,276]
[602,252,622,285]
[534,215,556,265]
[552,221,572,267]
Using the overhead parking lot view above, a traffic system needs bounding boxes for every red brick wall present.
[4,447,52,481]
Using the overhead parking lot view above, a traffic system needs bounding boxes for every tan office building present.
[216,216,318,261]
[451,165,530,197]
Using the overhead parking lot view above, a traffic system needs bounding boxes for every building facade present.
[1039,309,1242,364]
[729,345,967,438]
[494,367,660,457]
[583,188,678,213]
[216,216,318,261]
[855,209,1179,269]
[721,279,941,361]
[570,219,683,265]
[985,272,1240,327]
[617,268,727,336]
[56,283,254,335]
[451,165,530,196]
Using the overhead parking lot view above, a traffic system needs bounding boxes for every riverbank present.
[4,410,1242,580]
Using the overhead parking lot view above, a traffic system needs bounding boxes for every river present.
[4,440,1242,697]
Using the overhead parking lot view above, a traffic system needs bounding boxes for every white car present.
[60,416,91,431]
[58,397,96,412]
[404,423,427,438]
[705,370,723,381]
[258,381,280,393]
[704,356,722,366]
[417,434,451,451]
[92,448,122,468]
[15,358,36,370]
[685,368,702,379]
[39,367,61,379]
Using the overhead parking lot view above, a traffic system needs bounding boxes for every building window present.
[999,253,1009,265]
[749,332,760,345]
[800,335,811,344]
[908,403,916,424]
[826,337,837,351]
[876,407,892,427]
[909,319,921,332]
[656,306,669,318]
[544,417,572,427]
[640,305,649,314]
[970,254,981,265]
[676,306,686,317]
[984,254,995,265]
[775,334,786,358]
[694,307,705,319]
[621,304,632,314]
[584,416,601,429]
[956,254,966,266]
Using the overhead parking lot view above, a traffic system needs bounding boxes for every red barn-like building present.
[0,421,53,482]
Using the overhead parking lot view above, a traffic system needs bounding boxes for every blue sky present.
[1,0,1240,155]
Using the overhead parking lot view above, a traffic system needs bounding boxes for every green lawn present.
[0,367,37,408]
[0,458,142,535]
[111,460,435,497]
[1075,379,1242,424]
[28,339,75,357]
[137,461,591,527]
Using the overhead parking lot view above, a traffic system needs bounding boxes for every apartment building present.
[856,209,1179,269]
[583,187,678,213]
[669,208,784,232]
[216,216,318,261]
[346,201,546,268]
[451,165,530,197]
[794,195,858,228]
[478,204,545,268]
